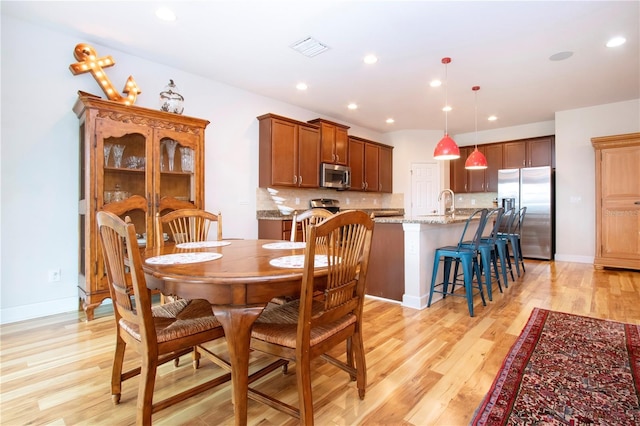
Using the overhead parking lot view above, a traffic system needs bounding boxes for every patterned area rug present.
[471,308,640,425]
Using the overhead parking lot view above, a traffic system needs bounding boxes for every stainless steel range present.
[309,198,340,213]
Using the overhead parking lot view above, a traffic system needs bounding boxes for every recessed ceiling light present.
[386,118,395,124]
[363,54,378,64]
[430,80,442,88]
[488,115,498,121]
[442,105,452,112]
[296,82,308,91]
[549,51,573,61]
[606,36,626,47]
[347,103,358,110]
[156,7,176,21]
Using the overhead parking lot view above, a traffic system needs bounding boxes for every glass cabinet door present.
[96,118,152,244]
[155,129,200,214]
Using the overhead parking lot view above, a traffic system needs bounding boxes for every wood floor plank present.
[1,260,639,425]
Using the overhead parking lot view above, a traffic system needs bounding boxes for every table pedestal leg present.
[212,304,265,426]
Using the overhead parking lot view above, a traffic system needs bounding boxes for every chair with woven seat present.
[96,211,231,426]
[268,208,335,306]
[428,208,489,317]
[249,210,374,425]
[156,208,223,247]
[290,208,334,242]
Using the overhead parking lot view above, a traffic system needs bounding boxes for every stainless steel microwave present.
[320,163,351,190]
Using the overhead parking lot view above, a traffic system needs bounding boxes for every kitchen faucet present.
[438,189,455,214]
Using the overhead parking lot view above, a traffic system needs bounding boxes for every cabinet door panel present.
[349,138,365,191]
[503,141,526,168]
[319,122,336,164]
[378,145,393,193]
[484,144,503,192]
[271,119,297,187]
[335,127,349,165]
[528,137,554,167]
[451,147,470,193]
[364,143,379,192]
[297,125,320,188]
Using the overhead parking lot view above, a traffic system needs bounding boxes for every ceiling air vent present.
[290,36,330,58]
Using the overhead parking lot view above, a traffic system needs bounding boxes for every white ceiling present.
[4,1,639,134]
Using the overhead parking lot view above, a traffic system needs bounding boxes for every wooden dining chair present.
[249,210,375,425]
[96,211,231,426]
[155,208,223,247]
[290,208,334,242]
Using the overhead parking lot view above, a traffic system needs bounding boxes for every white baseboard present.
[0,297,79,325]
[554,254,594,264]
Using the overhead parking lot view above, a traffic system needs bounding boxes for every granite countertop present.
[257,208,484,224]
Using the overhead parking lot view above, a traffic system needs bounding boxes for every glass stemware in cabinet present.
[180,147,193,172]
[112,144,126,168]
[164,139,178,171]
[104,143,112,167]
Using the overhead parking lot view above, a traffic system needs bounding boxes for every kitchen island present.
[370,213,477,309]
[256,209,480,310]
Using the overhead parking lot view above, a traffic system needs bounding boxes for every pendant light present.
[465,86,488,170]
[433,57,460,160]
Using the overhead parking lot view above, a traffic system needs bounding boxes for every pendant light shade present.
[433,57,460,160]
[465,85,488,170]
[434,134,460,160]
[465,147,488,169]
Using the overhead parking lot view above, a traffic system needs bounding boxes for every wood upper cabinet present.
[591,132,640,271]
[258,114,320,188]
[503,136,555,168]
[74,92,208,320]
[378,144,393,193]
[348,135,392,192]
[467,144,503,192]
[308,118,350,165]
[450,146,472,193]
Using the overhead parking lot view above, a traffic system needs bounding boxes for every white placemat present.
[262,241,306,250]
[175,241,231,249]
[269,255,340,269]
[145,252,222,265]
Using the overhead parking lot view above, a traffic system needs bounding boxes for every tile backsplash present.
[454,192,498,209]
[257,187,404,212]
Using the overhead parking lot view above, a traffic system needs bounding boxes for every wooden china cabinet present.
[591,132,640,271]
[74,92,209,320]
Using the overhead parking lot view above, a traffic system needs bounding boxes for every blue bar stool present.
[495,208,517,284]
[456,207,506,300]
[428,209,489,317]
[499,207,527,277]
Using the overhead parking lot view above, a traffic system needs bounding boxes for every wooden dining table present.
[140,239,324,426]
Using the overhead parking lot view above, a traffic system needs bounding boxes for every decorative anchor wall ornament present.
[69,43,141,105]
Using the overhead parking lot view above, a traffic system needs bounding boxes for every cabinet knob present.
[299,175,302,185]
[293,175,297,184]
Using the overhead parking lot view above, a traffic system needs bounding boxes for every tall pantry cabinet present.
[74,92,209,320]
[591,132,640,271]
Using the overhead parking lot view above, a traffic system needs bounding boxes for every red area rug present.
[471,308,640,425]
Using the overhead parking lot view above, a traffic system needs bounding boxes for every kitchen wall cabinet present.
[348,135,393,192]
[503,136,555,169]
[258,113,320,188]
[450,146,472,193]
[74,92,208,320]
[591,132,640,271]
[378,144,393,193]
[467,144,503,192]
[308,118,349,165]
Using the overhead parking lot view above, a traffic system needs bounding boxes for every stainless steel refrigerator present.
[498,166,555,260]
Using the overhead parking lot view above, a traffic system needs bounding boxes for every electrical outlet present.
[345,198,350,205]
[471,199,476,205]
[295,197,300,205]
[48,269,61,282]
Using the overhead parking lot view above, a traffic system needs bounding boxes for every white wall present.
[2,15,639,323]
[554,99,640,262]
[0,15,383,323]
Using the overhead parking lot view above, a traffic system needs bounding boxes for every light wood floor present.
[2,260,639,425]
